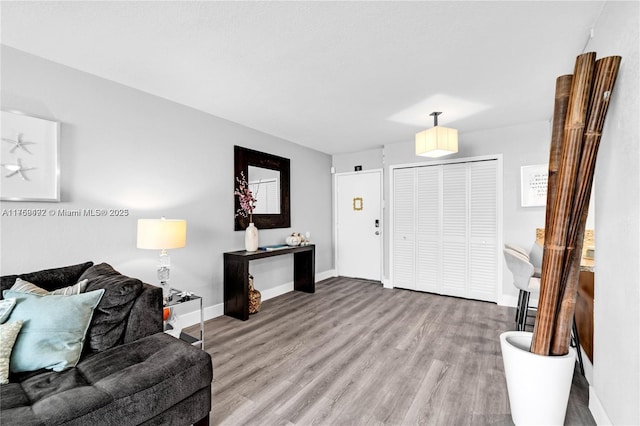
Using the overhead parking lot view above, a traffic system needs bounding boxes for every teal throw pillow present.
[2,289,105,373]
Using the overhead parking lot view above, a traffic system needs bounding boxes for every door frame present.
[389,154,503,301]
[334,169,384,282]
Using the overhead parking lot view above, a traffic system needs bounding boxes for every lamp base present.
[160,280,171,301]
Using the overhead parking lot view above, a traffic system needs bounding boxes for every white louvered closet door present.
[468,161,499,301]
[392,168,416,290]
[416,166,441,293]
[391,159,499,302]
[441,163,468,298]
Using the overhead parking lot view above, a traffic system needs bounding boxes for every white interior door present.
[336,170,382,281]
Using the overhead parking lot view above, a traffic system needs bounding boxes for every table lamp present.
[137,218,187,299]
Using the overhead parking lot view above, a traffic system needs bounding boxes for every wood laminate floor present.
[185,277,595,426]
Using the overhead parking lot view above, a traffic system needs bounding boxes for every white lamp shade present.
[415,126,459,158]
[137,219,187,250]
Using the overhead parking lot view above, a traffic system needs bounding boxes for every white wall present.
[0,46,334,315]
[332,147,384,174]
[334,120,550,301]
[585,2,640,424]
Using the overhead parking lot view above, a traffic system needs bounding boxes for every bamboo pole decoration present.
[544,75,573,245]
[550,56,622,355]
[538,74,573,354]
[531,52,596,356]
[552,209,589,354]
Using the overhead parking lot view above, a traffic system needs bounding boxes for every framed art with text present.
[1,111,60,202]
[520,164,548,207]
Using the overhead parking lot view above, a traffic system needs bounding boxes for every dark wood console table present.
[224,245,315,320]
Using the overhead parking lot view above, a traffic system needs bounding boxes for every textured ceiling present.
[1,1,605,154]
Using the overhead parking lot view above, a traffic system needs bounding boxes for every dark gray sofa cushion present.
[79,263,144,353]
[140,386,211,426]
[123,283,163,344]
[1,333,212,426]
[0,262,94,298]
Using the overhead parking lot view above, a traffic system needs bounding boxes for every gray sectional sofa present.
[0,262,212,425]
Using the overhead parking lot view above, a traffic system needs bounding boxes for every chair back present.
[503,247,535,292]
[504,243,529,258]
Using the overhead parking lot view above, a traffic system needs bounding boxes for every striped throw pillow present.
[11,278,88,296]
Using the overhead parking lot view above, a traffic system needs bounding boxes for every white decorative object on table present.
[286,231,311,246]
[245,223,259,252]
[286,234,301,246]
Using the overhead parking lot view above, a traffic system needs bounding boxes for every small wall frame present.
[1,111,60,202]
[520,164,548,207]
[353,197,363,211]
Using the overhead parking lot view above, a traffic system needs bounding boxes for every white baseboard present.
[174,302,224,332]
[497,294,540,308]
[579,351,609,425]
[382,277,393,289]
[177,269,335,327]
[589,385,612,425]
[260,281,294,301]
[580,347,594,385]
[317,269,337,281]
[497,294,518,307]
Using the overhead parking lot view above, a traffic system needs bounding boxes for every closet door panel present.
[442,165,467,241]
[393,168,416,290]
[441,164,468,296]
[469,161,498,301]
[442,242,467,297]
[469,242,497,300]
[416,241,439,292]
[416,166,441,293]
[394,240,415,289]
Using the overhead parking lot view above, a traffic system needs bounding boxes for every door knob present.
[375,231,380,235]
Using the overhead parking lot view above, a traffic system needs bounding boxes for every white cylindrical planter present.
[245,223,259,252]
[500,331,576,426]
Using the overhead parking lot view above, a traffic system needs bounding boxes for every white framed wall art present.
[1,111,60,201]
[521,164,548,207]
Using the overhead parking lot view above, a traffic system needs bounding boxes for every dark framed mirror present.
[234,145,290,230]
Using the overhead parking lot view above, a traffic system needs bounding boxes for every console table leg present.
[224,255,250,320]
[294,247,315,293]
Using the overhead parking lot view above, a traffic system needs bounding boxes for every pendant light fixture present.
[415,111,458,158]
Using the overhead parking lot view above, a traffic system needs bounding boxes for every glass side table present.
[163,287,204,350]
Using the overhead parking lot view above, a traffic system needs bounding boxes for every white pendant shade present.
[415,126,459,158]
[137,218,187,250]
